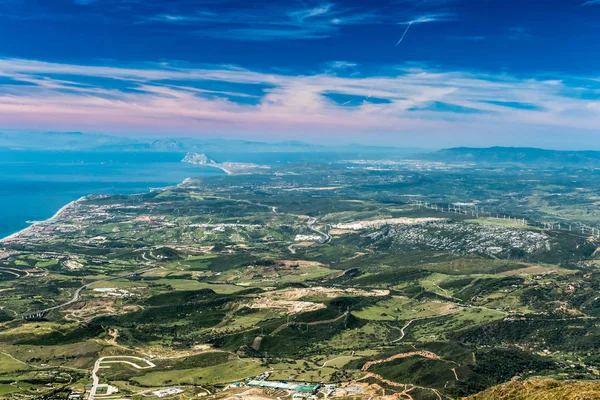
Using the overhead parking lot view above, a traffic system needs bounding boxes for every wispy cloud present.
[142,11,216,23]
[399,12,455,25]
[581,0,600,5]
[139,2,381,41]
[0,58,599,142]
[326,61,359,69]
[394,12,454,46]
[395,21,413,46]
[0,0,456,42]
[508,26,532,40]
[447,35,486,41]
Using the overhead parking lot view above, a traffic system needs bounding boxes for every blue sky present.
[1,0,600,148]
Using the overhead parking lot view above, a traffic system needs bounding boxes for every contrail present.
[395,21,413,47]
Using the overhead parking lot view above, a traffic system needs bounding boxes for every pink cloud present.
[0,58,598,142]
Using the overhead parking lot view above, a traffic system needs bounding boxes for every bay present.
[0,150,223,239]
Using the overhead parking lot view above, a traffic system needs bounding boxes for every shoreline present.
[0,173,198,244]
[0,170,219,244]
[0,196,87,244]
[203,163,233,175]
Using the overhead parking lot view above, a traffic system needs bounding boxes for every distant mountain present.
[0,131,132,150]
[426,146,600,165]
[150,139,186,151]
[0,130,429,157]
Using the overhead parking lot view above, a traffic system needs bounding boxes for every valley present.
[3,153,600,399]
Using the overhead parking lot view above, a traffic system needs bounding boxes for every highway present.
[16,267,156,319]
[307,217,331,243]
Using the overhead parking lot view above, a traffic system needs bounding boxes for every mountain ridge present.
[426,146,600,165]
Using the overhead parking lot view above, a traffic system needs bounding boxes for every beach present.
[0,196,85,243]
[0,149,226,240]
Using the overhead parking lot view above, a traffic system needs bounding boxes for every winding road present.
[391,319,416,343]
[0,267,29,278]
[88,356,155,400]
[16,267,156,319]
[307,217,331,243]
[317,355,356,369]
[271,311,349,335]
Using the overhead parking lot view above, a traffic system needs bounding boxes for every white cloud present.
[398,12,455,25]
[139,2,382,41]
[447,35,486,41]
[142,12,215,23]
[0,58,598,142]
[581,0,600,5]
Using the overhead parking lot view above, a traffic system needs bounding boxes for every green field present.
[2,159,600,399]
[132,359,266,386]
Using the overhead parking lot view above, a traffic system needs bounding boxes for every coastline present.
[0,173,199,244]
[0,165,227,245]
[0,150,231,245]
[0,174,200,244]
[185,161,232,175]
[0,196,86,243]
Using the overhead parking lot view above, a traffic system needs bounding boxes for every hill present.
[181,152,217,165]
[463,379,600,400]
[426,146,600,165]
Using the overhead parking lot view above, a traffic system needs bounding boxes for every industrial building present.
[247,380,320,394]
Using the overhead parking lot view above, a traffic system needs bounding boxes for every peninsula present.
[181,152,269,175]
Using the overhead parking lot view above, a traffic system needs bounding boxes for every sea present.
[0,148,412,239]
[0,150,224,239]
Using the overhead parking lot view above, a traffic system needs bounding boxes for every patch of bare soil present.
[330,228,355,235]
[259,287,389,302]
[438,303,461,314]
[362,351,443,371]
[222,388,276,400]
[107,329,119,346]
[246,287,388,315]
[274,259,326,269]
[63,298,139,321]
[333,217,444,231]
[500,265,561,277]
[251,336,262,350]
[247,298,326,314]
